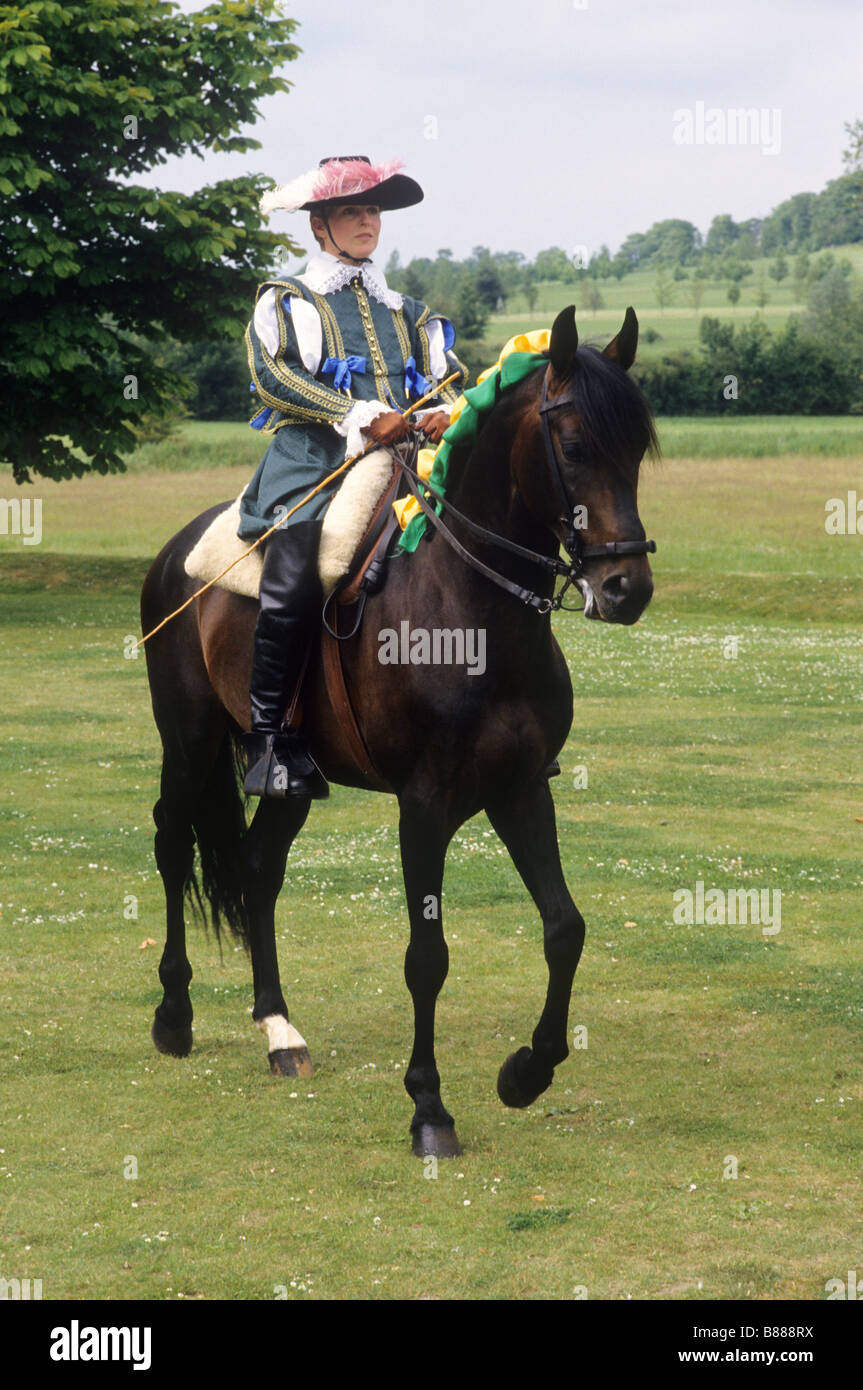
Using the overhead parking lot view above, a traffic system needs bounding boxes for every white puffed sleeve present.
[252,288,323,374]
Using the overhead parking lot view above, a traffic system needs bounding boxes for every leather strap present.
[401,465,557,612]
[283,644,312,730]
[320,611,393,792]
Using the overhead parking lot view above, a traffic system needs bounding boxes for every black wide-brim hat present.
[259,156,423,215]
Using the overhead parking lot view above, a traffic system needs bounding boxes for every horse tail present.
[186,729,249,950]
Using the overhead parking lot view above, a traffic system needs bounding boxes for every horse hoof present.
[497,1047,553,1109]
[269,1046,314,1079]
[411,1123,463,1159]
[151,1016,193,1057]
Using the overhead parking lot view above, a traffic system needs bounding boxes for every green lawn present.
[0,443,861,1300]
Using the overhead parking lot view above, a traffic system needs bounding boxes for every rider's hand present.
[365,411,411,445]
[417,410,450,444]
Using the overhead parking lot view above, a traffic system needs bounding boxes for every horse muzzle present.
[579,564,654,625]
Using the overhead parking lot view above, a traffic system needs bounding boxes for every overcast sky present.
[163,0,862,266]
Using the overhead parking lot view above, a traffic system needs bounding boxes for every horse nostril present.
[601,572,631,603]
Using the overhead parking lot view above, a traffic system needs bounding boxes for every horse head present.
[514,304,658,625]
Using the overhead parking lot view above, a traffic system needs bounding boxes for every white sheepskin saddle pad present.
[183,447,395,600]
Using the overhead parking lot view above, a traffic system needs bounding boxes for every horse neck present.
[442,382,560,584]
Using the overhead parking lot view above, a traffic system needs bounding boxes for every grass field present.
[0,428,861,1300]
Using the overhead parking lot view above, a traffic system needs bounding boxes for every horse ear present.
[603,306,638,371]
[549,305,578,377]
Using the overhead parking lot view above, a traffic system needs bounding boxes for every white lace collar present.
[296,251,404,311]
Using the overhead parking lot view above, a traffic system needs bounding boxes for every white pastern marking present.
[257,1015,307,1053]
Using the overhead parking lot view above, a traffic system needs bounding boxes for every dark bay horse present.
[140,305,658,1158]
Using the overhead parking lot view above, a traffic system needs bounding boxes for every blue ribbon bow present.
[322,355,366,392]
[404,355,431,400]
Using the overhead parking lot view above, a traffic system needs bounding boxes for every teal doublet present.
[238,259,467,540]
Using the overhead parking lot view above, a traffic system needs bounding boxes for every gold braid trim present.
[308,290,346,363]
[262,300,353,417]
[413,305,438,383]
[244,325,351,425]
[440,349,469,400]
[392,305,413,368]
[255,279,304,303]
[350,280,394,406]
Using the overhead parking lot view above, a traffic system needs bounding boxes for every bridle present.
[395,371,656,616]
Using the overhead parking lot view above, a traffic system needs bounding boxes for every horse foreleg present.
[242,795,314,1078]
[486,779,585,1109]
[398,801,462,1159]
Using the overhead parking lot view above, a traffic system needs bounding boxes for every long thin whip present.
[134,372,460,649]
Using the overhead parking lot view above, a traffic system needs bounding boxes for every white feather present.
[259,168,323,215]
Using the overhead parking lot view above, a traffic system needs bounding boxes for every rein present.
[395,374,657,615]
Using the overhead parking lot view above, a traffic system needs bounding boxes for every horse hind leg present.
[150,719,246,1057]
[151,769,196,1057]
[486,779,585,1109]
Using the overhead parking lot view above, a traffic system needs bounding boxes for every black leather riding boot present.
[243,520,329,799]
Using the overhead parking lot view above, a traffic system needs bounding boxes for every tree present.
[522,269,539,314]
[163,338,251,421]
[768,251,788,283]
[809,171,863,247]
[582,280,604,314]
[792,252,811,301]
[401,258,434,300]
[688,277,705,315]
[654,267,675,315]
[735,226,761,259]
[1,0,300,483]
[802,262,863,361]
[590,245,614,279]
[842,118,863,173]
[705,213,740,257]
[753,268,770,310]
[454,273,488,339]
[491,250,526,298]
[473,251,505,310]
[614,232,646,274]
[760,191,817,253]
[533,246,573,281]
[720,256,754,285]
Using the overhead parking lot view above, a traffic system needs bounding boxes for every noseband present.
[396,374,657,615]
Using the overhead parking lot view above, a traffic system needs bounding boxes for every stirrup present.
[242,731,329,800]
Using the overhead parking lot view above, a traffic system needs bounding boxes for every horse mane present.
[557,346,660,475]
[442,347,659,497]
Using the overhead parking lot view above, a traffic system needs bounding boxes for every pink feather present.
[313,158,404,201]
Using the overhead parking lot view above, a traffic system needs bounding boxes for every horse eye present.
[561,440,585,462]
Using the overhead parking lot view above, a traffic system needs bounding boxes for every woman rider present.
[240,156,467,798]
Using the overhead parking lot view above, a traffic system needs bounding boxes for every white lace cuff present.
[333,399,390,457]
